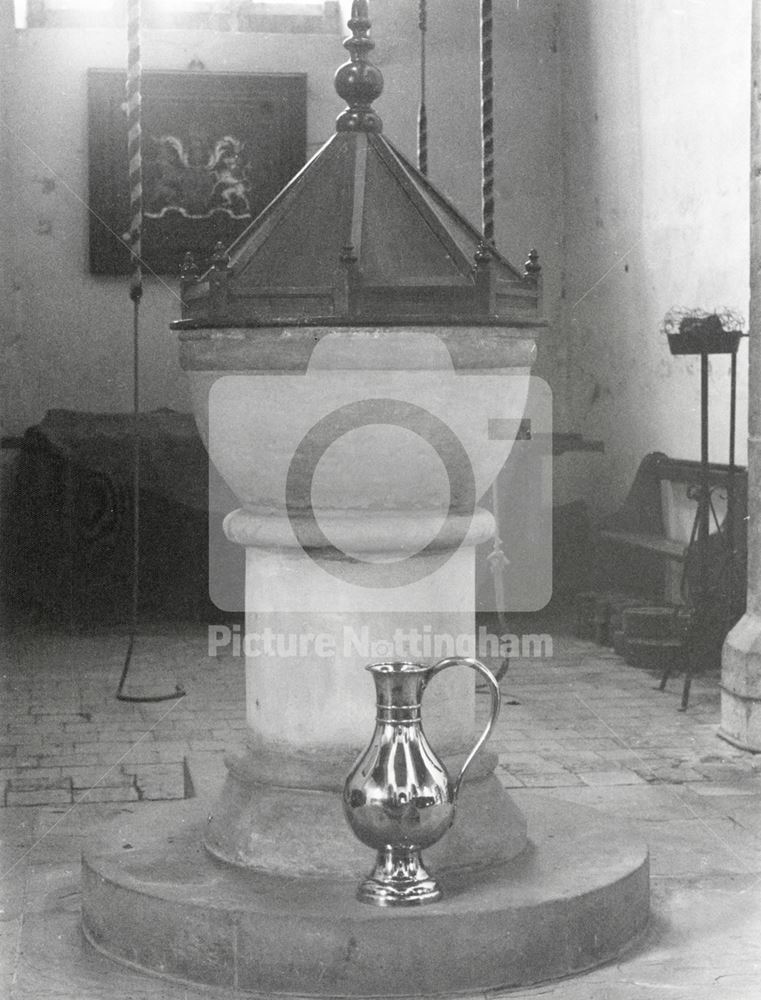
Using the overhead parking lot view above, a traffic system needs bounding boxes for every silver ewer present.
[342,657,501,907]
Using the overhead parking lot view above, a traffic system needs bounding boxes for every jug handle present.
[429,657,501,799]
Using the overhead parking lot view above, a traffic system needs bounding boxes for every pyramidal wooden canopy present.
[175,1,541,328]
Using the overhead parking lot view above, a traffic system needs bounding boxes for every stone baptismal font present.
[81,4,650,993]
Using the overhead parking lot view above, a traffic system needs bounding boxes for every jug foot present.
[358,847,442,906]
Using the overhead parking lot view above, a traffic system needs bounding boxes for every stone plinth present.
[81,298,653,991]
[82,793,650,996]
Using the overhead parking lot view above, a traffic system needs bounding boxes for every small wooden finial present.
[475,240,494,265]
[335,243,360,317]
[334,0,384,133]
[208,242,230,315]
[210,241,230,269]
[524,248,541,278]
[474,240,496,315]
[180,251,199,283]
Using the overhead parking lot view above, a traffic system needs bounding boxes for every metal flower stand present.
[661,311,747,708]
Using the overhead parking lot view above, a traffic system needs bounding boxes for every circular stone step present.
[81,793,650,996]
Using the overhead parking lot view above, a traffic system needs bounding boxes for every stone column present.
[721,0,761,751]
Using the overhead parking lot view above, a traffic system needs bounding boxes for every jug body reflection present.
[343,657,500,906]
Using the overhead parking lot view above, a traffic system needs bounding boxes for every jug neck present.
[368,662,430,725]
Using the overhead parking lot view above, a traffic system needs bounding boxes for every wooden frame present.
[87,69,307,275]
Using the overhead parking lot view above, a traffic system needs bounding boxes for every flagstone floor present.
[2,612,761,999]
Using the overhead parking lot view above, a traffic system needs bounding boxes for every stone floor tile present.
[6,785,73,807]
[599,749,651,766]
[540,784,711,823]
[128,762,188,801]
[65,765,135,790]
[496,770,526,788]
[517,772,585,787]
[577,769,647,786]
[0,916,23,997]
[73,785,140,804]
[17,805,132,865]
[686,783,761,803]
[681,790,761,834]
[640,766,706,784]
[38,754,101,769]
[646,817,761,878]
[552,736,628,751]
[0,864,29,919]
[510,759,571,775]
[3,769,64,786]
[553,748,608,764]
[22,862,81,916]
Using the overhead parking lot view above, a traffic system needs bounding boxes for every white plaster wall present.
[0,23,344,435]
[0,1,563,438]
[560,0,751,519]
[0,1,20,522]
[367,0,564,409]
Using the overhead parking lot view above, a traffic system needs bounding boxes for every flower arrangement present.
[661,308,745,355]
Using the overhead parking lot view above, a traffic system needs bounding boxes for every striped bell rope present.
[116,0,183,702]
[126,0,142,303]
[480,0,508,670]
[417,0,428,176]
[480,0,494,247]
